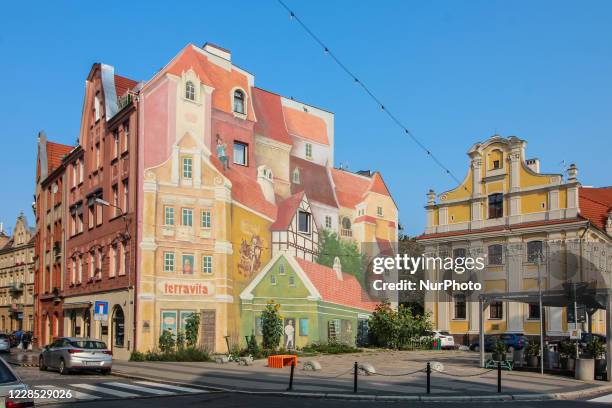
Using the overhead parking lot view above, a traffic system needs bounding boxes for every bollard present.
[287,360,295,391]
[497,360,501,393]
[354,361,358,393]
[426,362,431,394]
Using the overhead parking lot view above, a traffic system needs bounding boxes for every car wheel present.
[39,356,46,371]
[101,368,111,375]
[59,359,68,375]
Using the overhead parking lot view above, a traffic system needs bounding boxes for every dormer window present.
[292,168,300,184]
[233,90,245,114]
[185,81,195,101]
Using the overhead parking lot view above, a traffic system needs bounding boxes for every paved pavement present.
[109,349,612,400]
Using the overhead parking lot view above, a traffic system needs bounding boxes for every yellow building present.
[418,135,612,343]
[0,214,35,332]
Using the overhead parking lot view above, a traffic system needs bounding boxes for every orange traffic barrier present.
[267,354,298,368]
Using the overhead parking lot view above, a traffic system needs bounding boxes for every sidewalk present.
[111,350,612,401]
[3,348,40,367]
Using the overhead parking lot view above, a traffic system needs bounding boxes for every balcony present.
[117,93,133,111]
[340,228,353,238]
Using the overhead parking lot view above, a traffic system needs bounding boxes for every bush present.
[302,341,361,354]
[368,300,432,349]
[185,313,201,347]
[159,329,175,353]
[129,351,146,361]
[261,301,283,351]
[133,347,211,362]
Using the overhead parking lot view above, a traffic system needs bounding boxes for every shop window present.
[113,306,125,347]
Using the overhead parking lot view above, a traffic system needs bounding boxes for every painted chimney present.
[567,163,578,181]
[525,158,540,173]
[333,256,343,280]
[257,165,275,205]
[203,42,231,61]
[427,189,436,205]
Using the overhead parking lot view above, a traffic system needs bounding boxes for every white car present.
[0,336,10,353]
[425,330,456,349]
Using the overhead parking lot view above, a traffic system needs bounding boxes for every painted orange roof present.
[114,74,138,97]
[282,106,328,145]
[46,141,73,173]
[252,88,292,145]
[295,257,377,312]
[579,187,612,231]
[271,191,304,231]
[330,168,371,208]
[290,156,338,208]
[369,172,392,196]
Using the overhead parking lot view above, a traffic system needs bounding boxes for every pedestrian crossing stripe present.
[588,393,612,403]
[32,381,208,401]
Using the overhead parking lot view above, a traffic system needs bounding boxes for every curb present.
[111,369,596,402]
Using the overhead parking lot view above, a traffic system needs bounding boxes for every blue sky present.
[0,0,610,236]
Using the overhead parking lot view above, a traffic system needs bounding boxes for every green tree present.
[261,301,283,351]
[368,300,432,349]
[185,313,201,348]
[158,329,175,353]
[317,229,363,281]
[176,330,185,350]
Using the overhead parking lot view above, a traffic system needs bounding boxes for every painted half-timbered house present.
[271,191,319,262]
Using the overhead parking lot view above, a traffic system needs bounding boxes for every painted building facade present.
[240,252,377,348]
[0,214,35,332]
[418,135,612,344]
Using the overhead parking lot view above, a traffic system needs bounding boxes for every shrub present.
[159,329,175,353]
[586,338,606,359]
[368,301,433,349]
[526,340,540,357]
[559,339,577,359]
[176,330,186,350]
[129,351,146,361]
[137,347,211,362]
[261,301,283,351]
[185,313,201,347]
[302,341,361,354]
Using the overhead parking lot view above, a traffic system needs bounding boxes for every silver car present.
[0,356,34,407]
[39,337,112,375]
[0,334,10,353]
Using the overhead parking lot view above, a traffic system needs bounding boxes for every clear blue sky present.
[0,0,610,236]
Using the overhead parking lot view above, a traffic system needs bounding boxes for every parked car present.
[423,330,456,349]
[470,333,528,352]
[0,335,10,353]
[39,337,112,375]
[0,356,34,407]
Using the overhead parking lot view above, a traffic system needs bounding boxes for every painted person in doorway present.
[216,134,229,171]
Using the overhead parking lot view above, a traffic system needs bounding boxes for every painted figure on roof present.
[216,134,229,171]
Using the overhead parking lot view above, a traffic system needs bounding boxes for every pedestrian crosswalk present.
[588,393,612,403]
[32,380,208,404]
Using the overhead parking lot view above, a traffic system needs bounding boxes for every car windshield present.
[0,362,17,384]
[69,341,107,349]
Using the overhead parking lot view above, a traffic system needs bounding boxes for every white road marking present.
[35,384,100,401]
[71,383,139,398]
[102,382,174,395]
[134,381,206,393]
[589,393,612,403]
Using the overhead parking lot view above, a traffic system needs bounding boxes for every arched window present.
[341,217,352,237]
[185,81,195,101]
[113,306,125,347]
[233,90,245,114]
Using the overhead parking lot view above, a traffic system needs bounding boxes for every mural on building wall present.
[182,254,194,275]
[238,234,264,278]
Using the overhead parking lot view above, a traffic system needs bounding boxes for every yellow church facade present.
[418,135,611,344]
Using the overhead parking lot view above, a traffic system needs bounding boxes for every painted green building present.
[240,252,377,348]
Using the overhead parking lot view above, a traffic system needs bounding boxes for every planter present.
[492,352,506,361]
[595,359,607,380]
[528,355,539,368]
[575,358,595,381]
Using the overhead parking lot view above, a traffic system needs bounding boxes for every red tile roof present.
[252,88,292,145]
[271,191,304,231]
[330,168,371,208]
[369,172,392,197]
[282,106,329,145]
[354,215,377,224]
[210,155,277,220]
[114,74,138,97]
[295,257,378,312]
[290,156,338,208]
[46,141,73,173]
[579,187,612,231]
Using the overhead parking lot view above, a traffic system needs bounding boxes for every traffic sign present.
[94,301,109,321]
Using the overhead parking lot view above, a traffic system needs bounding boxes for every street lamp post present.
[537,252,544,376]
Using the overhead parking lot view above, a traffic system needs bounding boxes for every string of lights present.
[277,0,470,194]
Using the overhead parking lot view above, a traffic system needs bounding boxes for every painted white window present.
[377,206,383,217]
[270,275,277,285]
[292,168,300,184]
[233,89,245,114]
[182,208,193,226]
[185,81,195,101]
[182,157,193,179]
[233,142,248,166]
[164,207,174,225]
[164,252,175,272]
[325,215,332,229]
[201,210,211,228]
[305,143,313,159]
[202,255,212,274]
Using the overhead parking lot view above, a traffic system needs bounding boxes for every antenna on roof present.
[339,162,349,171]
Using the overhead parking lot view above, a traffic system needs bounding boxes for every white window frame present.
[233,142,248,166]
[200,210,211,228]
[164,206,175,226]
[164,252,175,272]
[182,157,193,179]
[182,208,193,226]
[202,255,212,274]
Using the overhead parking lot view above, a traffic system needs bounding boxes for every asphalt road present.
[38,393,612,408]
